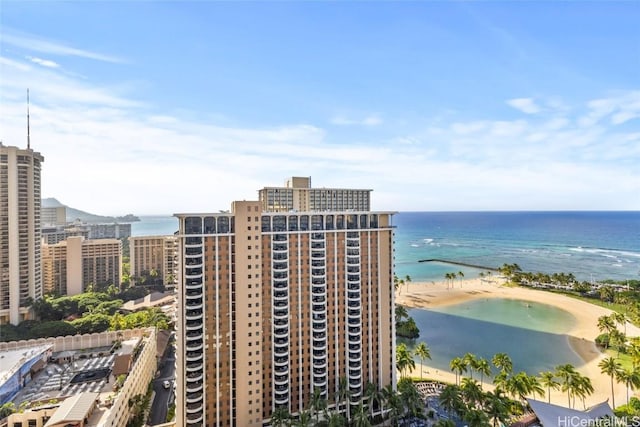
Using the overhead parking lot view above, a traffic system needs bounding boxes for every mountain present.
[41,198,140,223]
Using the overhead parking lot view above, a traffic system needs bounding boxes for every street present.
[148,340,176,425]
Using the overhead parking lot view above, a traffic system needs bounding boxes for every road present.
[148,340,176,425]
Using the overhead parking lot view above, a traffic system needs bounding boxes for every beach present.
[397,277,640,408]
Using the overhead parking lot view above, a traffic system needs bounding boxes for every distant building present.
[174,178,395,426]
[42,222,131,245]
[41,205,67,227]
[0,144,44,325]
[129,236,178,288]
[42,236,122,295]
[258,176,372,212]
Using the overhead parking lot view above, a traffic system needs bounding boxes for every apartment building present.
[258,176,371,212]
[0,144,44,325]
[129,235,179,288]
[41,236,122,295]
[174,178,395,426]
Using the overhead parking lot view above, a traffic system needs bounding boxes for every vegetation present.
[394,275,420,339]
[1,290,170,342]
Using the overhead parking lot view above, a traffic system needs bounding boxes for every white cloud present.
[27,56,60,68]
[3,30,123,63]
[506,98,541,114]
[330,113,382,126]
[0,49,638,213]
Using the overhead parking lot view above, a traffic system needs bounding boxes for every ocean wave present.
[568,246,640,259]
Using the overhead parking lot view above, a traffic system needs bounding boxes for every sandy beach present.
[397,277,640,408]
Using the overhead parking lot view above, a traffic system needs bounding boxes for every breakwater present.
[417,259,499,271]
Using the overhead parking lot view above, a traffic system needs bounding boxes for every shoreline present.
[396,277,640,407]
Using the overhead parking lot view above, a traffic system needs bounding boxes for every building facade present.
[41,205,66,227]
[41,236,122,295]
[129,235,179,288]
[258,176,371,212]
[175,180,395,427]
[0,144,44,325]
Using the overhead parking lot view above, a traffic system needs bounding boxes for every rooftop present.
[0,345,51,385]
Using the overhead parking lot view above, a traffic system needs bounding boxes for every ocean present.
[133,211,640,283]
[393,211,640,283]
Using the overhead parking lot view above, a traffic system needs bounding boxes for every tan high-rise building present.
[41,236,122,295]
[129,235,178,288]
[0,144,44,325]
[175,179,395,426]
[259,176,371,212]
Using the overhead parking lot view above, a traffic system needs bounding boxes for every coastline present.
[397,277,640,407]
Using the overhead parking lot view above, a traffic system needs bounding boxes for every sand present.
[396,277,640,408]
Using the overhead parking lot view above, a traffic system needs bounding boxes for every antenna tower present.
[27,89,31,149]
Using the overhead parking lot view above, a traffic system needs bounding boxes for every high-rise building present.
[129,235,179,288]
[258,176,371,212]
[41,236,122,295]
[0,144,44,325]
[175,179,395,426]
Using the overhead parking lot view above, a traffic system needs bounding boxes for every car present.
[163,380,171,389]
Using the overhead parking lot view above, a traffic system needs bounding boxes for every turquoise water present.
[131,216,178,236]
[403,299,583,377]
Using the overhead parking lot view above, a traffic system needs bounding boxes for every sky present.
[0,1,639,215]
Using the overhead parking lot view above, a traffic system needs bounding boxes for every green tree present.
[483,389,510,427]
[396,343,415,378]
[0,402,16,419]
[555,364,579,408]
[599,356,622,409]
[476,358,492,390]
[463,353,477,380]
[492,353,513,375]
[450,357,467,386]
[617,368,640,406]
[414,342,431,380]
[310,387,326,425]
[539,371,559,404]
[439,384,463,419]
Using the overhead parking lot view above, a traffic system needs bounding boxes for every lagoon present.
[403,298,583,377]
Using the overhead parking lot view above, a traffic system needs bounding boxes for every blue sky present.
[1,2,639,214]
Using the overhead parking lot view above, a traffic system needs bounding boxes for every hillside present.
[42,198,140,223]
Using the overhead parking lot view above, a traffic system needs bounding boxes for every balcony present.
[274,328,289,339]
[273,262,288,271]
[186,413,203,424]
[274,347,288,358]
[186,402,203,414]
[185,392,203,403]
[274,309,288,320]
[186,352,203,363]
[274,364,288,375]
[187,372,204,382]
[273,243,288,252]
[274,375,289,386]
[186,382,204,393]
[186,363,203,373]
[185,322,202,332]
[186,341,203,352]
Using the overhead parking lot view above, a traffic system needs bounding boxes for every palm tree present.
[364,381,382,418]
[457,271,465,288]
[404,275,412,293]
[464,408,490,427]
[395,305,408,323]
[599,356,622,409]
[492,353,513,375]
[323,408,346,427]
[396,343,415,378]
[461,378,483,408]
[483,389,510,427]
[555,364,579,408]
[351,401,371,427]
[573,374,594,409]
[382,384,401,427]
[310,387,326,425]
[439,384,463,419]
[527,375,545,400]
[539,371,559,404]
[270,406,290,427]
[463,353,477,380]
[616,368,640,406]
[336,376,349,420]
[450,357,467,386]
[414,342,431,380]
[492,370,509,393]
[613,312,628,336]
[476,358,492,390]
[292,409,312,427]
